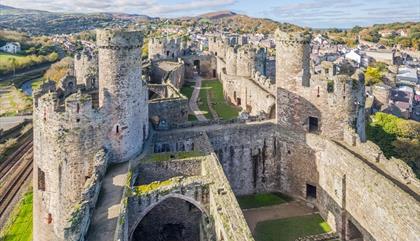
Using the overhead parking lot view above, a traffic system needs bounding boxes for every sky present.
[2,0,420,28]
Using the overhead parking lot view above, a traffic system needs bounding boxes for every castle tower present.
[74,49,98,90]
[275,30,312,91]
[275,30,365,140]
[97,29,148,162]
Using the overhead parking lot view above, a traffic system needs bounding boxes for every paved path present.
[189,74,208,121]
[0,116,32,131]
[86,162,128,241]
[242,201,316,233]
[87,134,155,241]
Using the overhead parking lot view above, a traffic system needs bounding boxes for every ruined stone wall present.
[150,60,185,88]
[148,37,187,61]
[275,30,366,141]
[97,29,148,162]
[182,54,217,79]
[220,70,275,116]
[33,91,106,241]
[306,134,420,241]
[149,97,189,127]
[74,49,98,90]
[206,122,281,195]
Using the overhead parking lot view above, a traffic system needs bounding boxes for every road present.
[0,63,51,82]
[0,115,32,131]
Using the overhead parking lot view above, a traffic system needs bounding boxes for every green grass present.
[0,191,33,241]
[30,77,45,90]
[188,114,198,121]
[237,193,292,209]
[180,82,194,99]
[255,214,332,241]
[201,80,239,120]
[198,84,213,119]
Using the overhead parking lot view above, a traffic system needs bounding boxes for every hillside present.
[195,11,302,34]
[198,11,236,20]
[0,4,153,35]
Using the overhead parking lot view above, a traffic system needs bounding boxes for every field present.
[0,81,32,116]
[200,80,239,120]
[0,52,57,75]
[255,214,332,241]
[237,193,292,209]
[0,191,33,241]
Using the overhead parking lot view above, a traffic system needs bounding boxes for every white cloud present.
[1,0,237,16]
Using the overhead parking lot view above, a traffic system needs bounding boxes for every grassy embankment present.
[0,191,33,241]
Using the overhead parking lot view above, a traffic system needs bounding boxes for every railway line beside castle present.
[0,135,33,218]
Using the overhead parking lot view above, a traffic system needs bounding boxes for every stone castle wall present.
[33,91,106,241]
[97,29,149,161]
[74,49,98,90]
[307,133,420,241]
[150,60,185,88]
[275,30,366,141]
[148,37,187,61]
[209,36,275,116]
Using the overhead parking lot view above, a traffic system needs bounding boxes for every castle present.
[33,28,420,241]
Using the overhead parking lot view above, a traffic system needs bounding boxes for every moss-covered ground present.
[0,191,33,241]
[255,214,332,241]
[237,192,293,209]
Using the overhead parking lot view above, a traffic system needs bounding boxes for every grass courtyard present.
[255,214,332,241]
[200,80,239,120]
[0,191,33,241]
[238,193,293,209]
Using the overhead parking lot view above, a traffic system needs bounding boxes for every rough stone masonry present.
[32,27,419,241]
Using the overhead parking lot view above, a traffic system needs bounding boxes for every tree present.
[364,67,382,86]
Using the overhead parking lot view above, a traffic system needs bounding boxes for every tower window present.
[38,167,46,191]
[306,184,317,199]
[76,103,80,113]
[309,116,319,132]
[116,125,119,134]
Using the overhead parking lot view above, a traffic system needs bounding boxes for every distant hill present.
[198,11,237,20]
[194,11,302,34]
[0,4,154,35]
[0,4,50,15]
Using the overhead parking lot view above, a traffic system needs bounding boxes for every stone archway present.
[129,194,212,241]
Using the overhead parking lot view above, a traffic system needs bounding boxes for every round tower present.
[74,49,98,90]
[275,30,312,90]
[97,29,148,162]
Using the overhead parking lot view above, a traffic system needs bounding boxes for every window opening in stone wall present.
[43,108,47,121]
[76,103,80,113]
[309,116,319,132]
[327,79,334,93]
[317,86,320,97]
[166,51,170,56]
[47,213,52,224]
[306,183,317,199]
[76,118,80,122]
[116,125,119,134]
[38,167,46,191]
[237,97,241,105]
[172,53,174,58]
[213,69,216,78]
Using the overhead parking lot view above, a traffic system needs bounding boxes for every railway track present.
[0,134,33,180]
[0,136,33,218]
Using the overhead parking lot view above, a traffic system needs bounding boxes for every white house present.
[0,42,21,54]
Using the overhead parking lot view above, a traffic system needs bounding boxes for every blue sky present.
[2,0,420,28]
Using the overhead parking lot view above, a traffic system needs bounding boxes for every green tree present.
[364,67,383,86]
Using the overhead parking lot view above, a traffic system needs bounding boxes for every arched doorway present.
[130,195,212,241]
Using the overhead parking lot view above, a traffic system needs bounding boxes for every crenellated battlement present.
[275,30,311,45]
[97,28,143,49]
